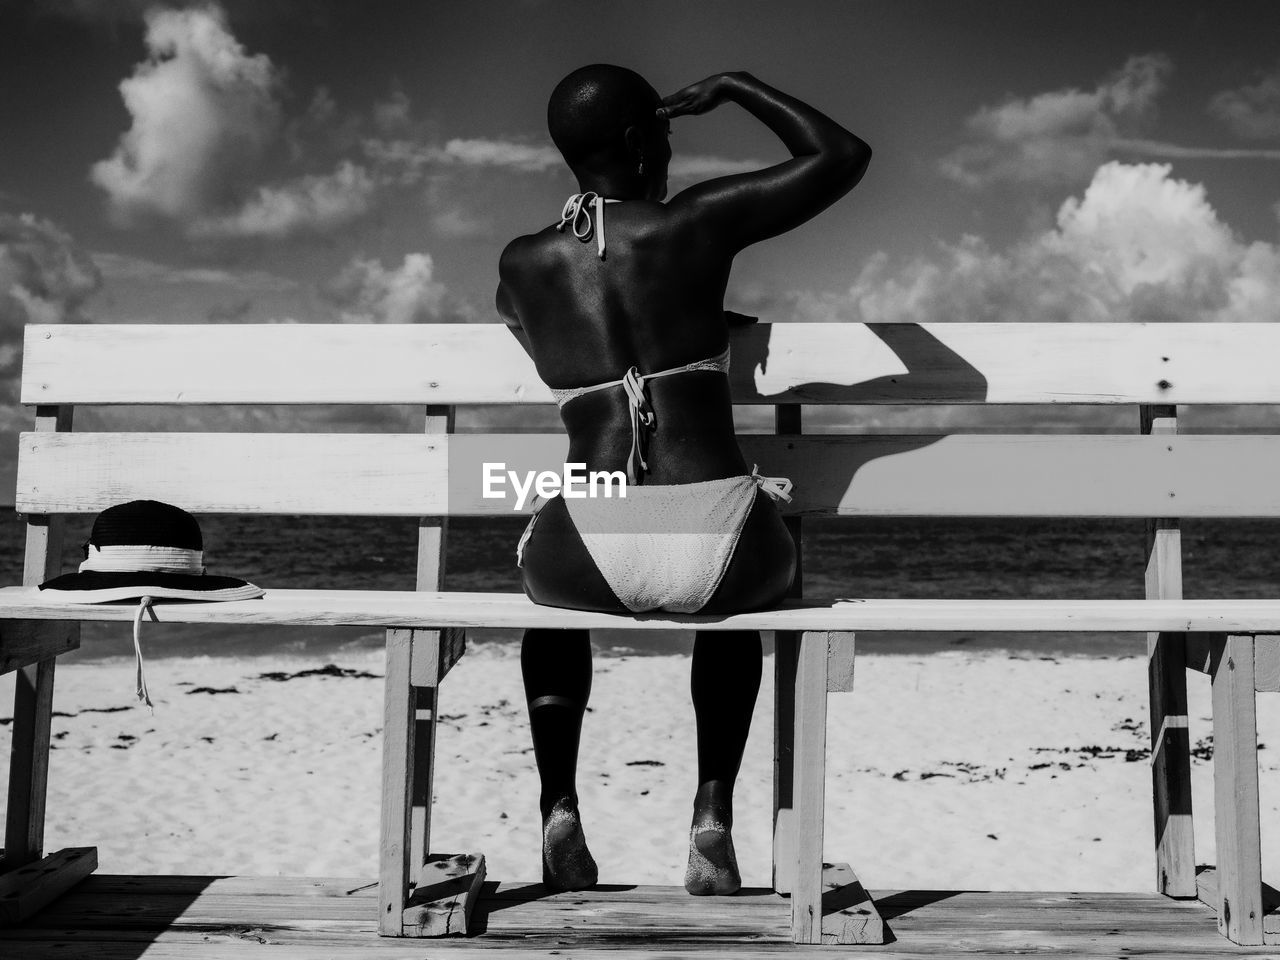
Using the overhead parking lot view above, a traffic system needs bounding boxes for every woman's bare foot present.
[542,797,598,891]
[685,820,741,895]
[684,782,741,895]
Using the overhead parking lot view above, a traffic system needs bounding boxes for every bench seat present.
[7,321,1280,946]
[6,586,1280,634]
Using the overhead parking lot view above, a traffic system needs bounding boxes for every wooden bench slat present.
[18,432,1280,517]
[6,587,1280,633]
[23,322,1280,405]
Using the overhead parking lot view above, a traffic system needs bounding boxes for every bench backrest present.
[16,321,1280,596]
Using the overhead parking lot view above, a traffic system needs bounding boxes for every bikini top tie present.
[557,191,621,259]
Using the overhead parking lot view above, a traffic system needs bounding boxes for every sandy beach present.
[3,643,1277,894]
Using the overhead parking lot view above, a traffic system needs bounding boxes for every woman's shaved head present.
[548,64,663,168]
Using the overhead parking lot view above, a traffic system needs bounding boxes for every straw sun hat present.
[39,500,263,707]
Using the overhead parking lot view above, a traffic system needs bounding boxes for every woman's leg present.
[686,629,762,895]
[521,627,598,890]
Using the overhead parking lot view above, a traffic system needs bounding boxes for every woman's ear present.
[622,124,643,161]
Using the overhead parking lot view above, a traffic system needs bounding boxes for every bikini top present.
[553,192,731,484]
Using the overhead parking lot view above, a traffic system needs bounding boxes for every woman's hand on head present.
[658,73,743,119]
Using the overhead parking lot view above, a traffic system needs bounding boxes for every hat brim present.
[38,571,264,604]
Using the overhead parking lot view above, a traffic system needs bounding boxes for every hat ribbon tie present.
[133,596,158,712]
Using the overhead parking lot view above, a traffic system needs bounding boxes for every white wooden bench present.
[2,321,1279,946]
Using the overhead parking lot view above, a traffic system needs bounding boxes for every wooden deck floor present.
[3,873,1278,959]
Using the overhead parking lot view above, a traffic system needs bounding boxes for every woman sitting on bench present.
[496,64,869,895]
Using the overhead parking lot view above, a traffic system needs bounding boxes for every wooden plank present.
[410,686,438,894]
[1209,635,1264,945]
[820,862,887,944]
[401,853,485,937]
[0,847,96,925]
[1186,633,1218,674]
[7,877,1269,956]
[772,403,801,898]
[16,587,1280,634]
[791,631,829,944]
[5,406,71,871]
[1255,636,1280,693]
[0,621,78,676]
[1142,404,1195,900]
[26,321,1280,405]
[16,432,449,516]
[772,632,798,897]
[826,632,855,693]
[23,431,1280,518]
[409,628,467,687]
[1197,866,1280,940]
[406,403,454,889]
[378,629,415,936]
[447,433,1280,518]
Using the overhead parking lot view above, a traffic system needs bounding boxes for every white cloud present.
[842,163,1280,325]
[430,207,491,239]
[90,4,282,225]
[0,213,101,424]
[189,161,376,238]
[669,155,766,181]
[1210,65,1280,140]
[326,254,447,324]
[940,54,1172,187]
[943,55,1280,188]
[430,138,562,173]
[0,213,101,333]
[95,251,296,291]
[366,136,762,184]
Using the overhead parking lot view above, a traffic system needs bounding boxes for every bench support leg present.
[380,628,416,935]
[4,658,56,869]
[788,631,886,945]
[380,627,482,937]
[1208,634,1265,945]
[772,630,799,896]
[1148,630,1195,897]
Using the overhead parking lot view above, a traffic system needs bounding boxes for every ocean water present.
[2,508,1277,662]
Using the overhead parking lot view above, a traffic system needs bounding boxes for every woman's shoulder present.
[499,226,565,281]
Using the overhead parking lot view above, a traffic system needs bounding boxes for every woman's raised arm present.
[661,72,870,251]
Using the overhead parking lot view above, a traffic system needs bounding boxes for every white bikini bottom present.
[517,468,792,614]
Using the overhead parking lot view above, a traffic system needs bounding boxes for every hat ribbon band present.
[80,545,205,575]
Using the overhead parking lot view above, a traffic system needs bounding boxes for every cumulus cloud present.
[842,163,1280,325]
[189,161,376,238]
[90,4,282,225]
[365,135,764,186]
[325,254,448,324]
[0,214,101,423]
[0,214,100,332]
[668,155,767,181]
[942,55,1280,190]
[95,251,297,291]
[940,54,1172,187]
[1210,64,1280,140]
[364,138,562,182]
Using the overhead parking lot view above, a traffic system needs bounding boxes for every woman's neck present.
[573,170,649,201]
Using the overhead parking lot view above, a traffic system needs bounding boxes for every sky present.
[2,0,1280,498]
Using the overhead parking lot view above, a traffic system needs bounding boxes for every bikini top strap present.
[549,345,731,408]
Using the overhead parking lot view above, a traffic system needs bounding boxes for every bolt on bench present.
[2,321,1279,945]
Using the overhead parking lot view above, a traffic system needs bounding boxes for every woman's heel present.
[541,797,599,891]
[684,821,741,896]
